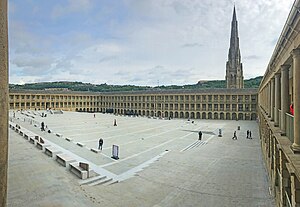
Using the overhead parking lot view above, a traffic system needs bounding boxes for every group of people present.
[246,130,252,139]
[232,130,253,140]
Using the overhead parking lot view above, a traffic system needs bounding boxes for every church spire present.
[226,6,244,89]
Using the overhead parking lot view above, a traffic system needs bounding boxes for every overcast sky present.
[9,0,294,86]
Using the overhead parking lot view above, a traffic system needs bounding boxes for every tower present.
[226,6,244,89]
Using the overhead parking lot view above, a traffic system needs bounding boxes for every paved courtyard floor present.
[7,110,274,207]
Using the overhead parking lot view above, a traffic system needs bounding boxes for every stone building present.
[9,88,258,121]
[258,0,300,206]
[226,6,244,89]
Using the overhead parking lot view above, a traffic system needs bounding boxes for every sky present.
[8,0,294,86]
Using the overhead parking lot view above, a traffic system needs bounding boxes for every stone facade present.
[258,0,300,206]
[9,88,258,121]
[226,6,244,89]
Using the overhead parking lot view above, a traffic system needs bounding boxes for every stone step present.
[88,177,113,186]
[103,179,119,186]
[79,175,107,185]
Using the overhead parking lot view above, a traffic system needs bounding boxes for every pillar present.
[291,49,300,153]
[281,65,290,134]
[274,73,281,126]
[0,0,8,206]
[270,78,275,121]
[291,175,300,207]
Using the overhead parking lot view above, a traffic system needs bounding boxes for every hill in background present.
[9,76,262,92]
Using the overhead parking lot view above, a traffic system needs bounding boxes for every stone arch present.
[251,113,257,120]
[180,112,184,118]
[157,111,162,117]
[175,111,179,118]
[214,112,218,119]
[232,113,237,120]
[238,113,244,120]
[165,111,169,118]
[190,112,195,119]
[196,112,200,119]
[185,112,189,119]
[202,112,206,119]
[150,111,154,117]
[208,112,212,119]
[170,111,173,118]
[220,112,224,120]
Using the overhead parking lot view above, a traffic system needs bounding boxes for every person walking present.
[232,131,237,140]
[98,138,103,150]
[41,122,45,131]
[246,130,249,139]
[198,131,202,140]
[249,131,252,139]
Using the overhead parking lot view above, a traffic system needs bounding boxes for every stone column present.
[281,65,290,134]
[274,73,281,126]
[270,78,275,121]
[292,49,300,153]
[0,0,8,206]
[291,174,300,207]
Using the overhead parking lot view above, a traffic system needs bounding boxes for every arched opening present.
[220,112,224,120]
[170,111,173,118]
[208,112,212,119]
[214,112,218,119]
[190,112,195,119]
[232,113,237,120]
[238,113,244,120]
[180,112,184,118]
[185,112,189,119]
[251,113,257,120]
[196,112,200,119]
[175,111,179,118]
[202,112,206,119]
[165,111,169,118]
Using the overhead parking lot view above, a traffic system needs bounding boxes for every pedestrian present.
[94,114,96,118]
[232,131,237,140]
[198,131,202,140]
[114,119,117,126]
[249,131,252,139]
[41,122,45,131]
[98,138,103,150]
[246,130,249,138]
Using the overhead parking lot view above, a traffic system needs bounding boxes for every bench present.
[76,142,86,147]
[65,137,73,142]
[19,130,24,136]
[29,136,39,144]
[45,146,62,158]
[69,162,93,179]
[36,138,50,151]
[24,133,36,140]
[56,133,63,137]
[90,148,101,153]
[56,154,76,168]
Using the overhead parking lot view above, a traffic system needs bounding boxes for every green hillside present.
[9,76,262,92]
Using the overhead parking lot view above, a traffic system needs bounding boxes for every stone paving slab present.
[8,110,275,207]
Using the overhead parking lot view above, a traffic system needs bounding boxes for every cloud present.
[52,0,92,18]
[181,43,203,48]
[8,0,295,85]
[244,55,261,60]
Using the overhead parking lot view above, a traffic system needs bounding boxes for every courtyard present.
[7,110,274,207]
